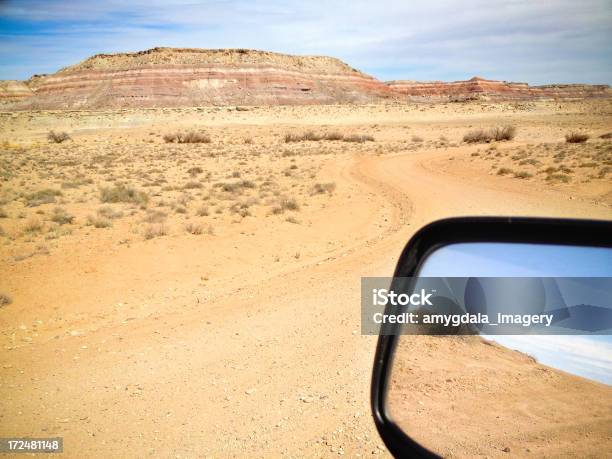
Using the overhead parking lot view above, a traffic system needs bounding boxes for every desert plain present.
[0,100,611,457]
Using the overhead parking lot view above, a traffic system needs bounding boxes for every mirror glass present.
[386,243,612,457]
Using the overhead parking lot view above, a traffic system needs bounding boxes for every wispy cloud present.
[0,0,610,84]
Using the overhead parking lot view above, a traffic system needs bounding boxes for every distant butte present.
[0,47,609,109]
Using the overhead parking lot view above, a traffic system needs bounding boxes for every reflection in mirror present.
[387,243,612,457]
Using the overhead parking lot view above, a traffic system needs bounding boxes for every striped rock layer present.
[387,77,611,101]
[1,49,609,109]
[1,48,394,109]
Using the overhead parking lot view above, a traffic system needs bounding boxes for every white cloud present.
[0,0,610,83]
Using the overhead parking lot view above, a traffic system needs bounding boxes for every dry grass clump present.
[323,132,344,141]
[0,293,12,307]
[50,207,74,225]
[312,182,336,195]
[285,131,374,143]
[463,130,491,143]
[272,197,300,214]
[599,132,612,139]
[23,217,43,234]
[86,215,112,228]
[144,223,168,240]
[0,207,7,218]
[343,134,374,143]
[143,210,167,223]
[513,171,533,179]
[464,125,516,143]
[491,126,516,141]
[97,206,123,219]
[25,188,62,207]
[187,166,203,177]
[163,131,211,144]
[546,173,571,183]
[100,184,149,206]
[216,180,256,193]
[285,131,321,143]
[47,130,70,143]
[183,181,203,189]
[565,132,589,143]
[497,167,513,176]
[185,222,203,235]
[195,205,209,217]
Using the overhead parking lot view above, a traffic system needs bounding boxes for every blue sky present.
[0,0,611,84]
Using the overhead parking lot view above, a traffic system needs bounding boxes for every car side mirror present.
[370,217,612,458]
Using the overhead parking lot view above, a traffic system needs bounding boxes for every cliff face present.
[387,76,611,101]
[4,48,394,109]
[1,49,610,110]
[0,80,34,103]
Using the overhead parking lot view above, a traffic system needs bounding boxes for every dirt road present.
[1,146,610,458]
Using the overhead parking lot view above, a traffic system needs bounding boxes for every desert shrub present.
[411,135,424,142]
[279,197,299,211]
[143,210,167,223]
[185,222,203,235]
[23,217,43,233]
[463,129,492,143]
[86,215,112,228]
[464,126,516,143]
[196,205,209,216]
[183,181,203,189]
[597,166,611,178]
[100,184,149,206]
[25,188,62,207]
[284,131,322,143]
[323,132,344,141]
[0,207,7,218]
[599,132,612,139]
[61,178,93,189]
[50,207,74,225]
[217,180,255,193]
[164,131,211,144]
[97,206,123,219]
[343,134,374,143]
[513,171,533,179]
[491,125,517,141]
[244,137,253,144]
[0,293,12,307]
[285,131,374,143]
[497,167,513,176]
[546,173,571,183]
[312,182,336,195]
[47,130,70,143]
[187,166,203,177]
[240,180,256,188]
[301,131,322,141]
[565,132,589,143]
[144,223,168,240]
[284,133,301,143]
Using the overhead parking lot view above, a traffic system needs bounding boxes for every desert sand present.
[0,100,611,457]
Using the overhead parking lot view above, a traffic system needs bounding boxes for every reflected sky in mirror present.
[418,243,612,385]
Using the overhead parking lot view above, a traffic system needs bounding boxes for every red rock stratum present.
[0,48,609,109]
[387,76,611,101]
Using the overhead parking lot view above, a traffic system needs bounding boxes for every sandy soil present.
[0,101,611,458]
